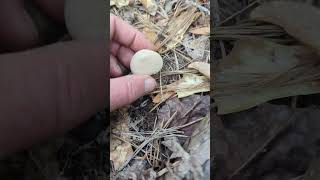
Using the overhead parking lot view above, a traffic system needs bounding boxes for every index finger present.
[110,15,155,51]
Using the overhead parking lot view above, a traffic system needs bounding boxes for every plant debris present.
[183,35,209,60]
[152,91,175,104]
[154,6,202,52]
[157,95,210,138]
[110,0,131,8]
[110,95,210,179]
[157,115,210,179]
[114,160,157,180]
[188,61,210,79]
[213,38,320,114]
[160,137,204,180]
[250,1,320,54]
[212,103,320,180]
[166,73,209,98]
[139,0,158,16]
[212,1,320,180]
[110,0,210,179]
[110,110,133,172]
[189,26,210,35]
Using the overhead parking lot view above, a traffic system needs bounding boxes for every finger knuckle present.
[125,76,137,102]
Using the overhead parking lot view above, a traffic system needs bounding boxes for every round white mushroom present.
[130,49,163,75]
[64,0,107,41]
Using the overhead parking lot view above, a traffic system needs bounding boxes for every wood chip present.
[189,26,210,35]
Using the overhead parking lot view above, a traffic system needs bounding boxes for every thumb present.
[110,75,157,111]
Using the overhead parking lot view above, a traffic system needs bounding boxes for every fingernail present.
[144,78,156,93]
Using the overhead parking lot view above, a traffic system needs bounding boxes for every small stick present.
[217,0,260,26]
[157,161,181,177]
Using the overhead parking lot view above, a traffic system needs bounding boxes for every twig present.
[149,94,176,113]
[185,0,210,15]
[174,49,193,63]
[115,128,186,173]
[182,100,201,118]
[164,111,178,128]
[157,161,181,177]
[160,69,198,76]
[160,71,164,102]
[175,117,205,129]
[173,49,181,80]
[217,0,261,26]
[112,135,164,161]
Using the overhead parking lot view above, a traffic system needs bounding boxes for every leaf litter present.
[110,0,210,179]
[110,109,134,172]
[250,1,320,54]
[212,0,320,180]
[213,37,320,115]
[0,0,210,179]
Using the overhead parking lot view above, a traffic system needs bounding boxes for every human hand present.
[0,0,107,157]
[110,15,157,112]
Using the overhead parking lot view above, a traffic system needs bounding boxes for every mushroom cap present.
[64,0,107,41]
[130,49,163,75]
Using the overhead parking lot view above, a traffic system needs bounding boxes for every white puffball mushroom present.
[130,49,163,75]
[64,0,107,41]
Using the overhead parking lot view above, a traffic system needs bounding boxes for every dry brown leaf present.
[142,27,158,44]
[164,73,209,98]
[152,91,175,104]
[110,0,131,8]
[175,74,209,98]
[156,7,201,52]
[186,114,210,178]
[189,26,210,35]
[157,95,210,138]
[154,73,209,100]
[157,98,210,177]
[110,110,133,172]
[188,62,210,79]
[139,0,158,16]
[251,1,320,54]
[213,38,320,115]
[161,137,204,179]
